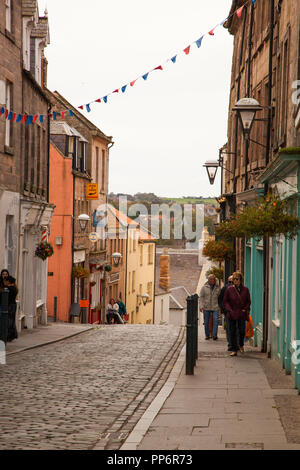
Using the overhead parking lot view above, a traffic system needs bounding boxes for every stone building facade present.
[0,0,54,329]
[221,0,300,391]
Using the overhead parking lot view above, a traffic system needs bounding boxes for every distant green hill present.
[161,197,217,205]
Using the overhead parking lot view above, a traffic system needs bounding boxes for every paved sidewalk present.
[5,321,94,356]
[122,318,300,451]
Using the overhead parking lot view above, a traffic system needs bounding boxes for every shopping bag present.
[245,315,254,338]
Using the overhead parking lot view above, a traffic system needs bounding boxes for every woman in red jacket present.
[223,271,251,357]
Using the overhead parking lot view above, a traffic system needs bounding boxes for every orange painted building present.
[47,140,73,322]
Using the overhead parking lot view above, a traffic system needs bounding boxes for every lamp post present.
[232,97,263,141]
[137,293,150,306]
[78,214,90,233]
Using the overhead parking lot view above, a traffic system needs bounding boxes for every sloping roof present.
[169,286,190,310]
[50,121,88,142]
[107,205,156,241]
[50,91,112,143]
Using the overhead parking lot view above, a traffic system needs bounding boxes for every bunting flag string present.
[0,0,258,124]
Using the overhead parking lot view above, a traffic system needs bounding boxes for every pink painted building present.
[47,137,73,322]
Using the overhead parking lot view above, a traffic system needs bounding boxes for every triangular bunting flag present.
[78,105,84,110]
[209,28,215,36]
[237,6,244,18]
[196,37,203,48]
[103,96,108,103]
[12,113,16,122]
[8,112,13,121]
[68,110,73,117]
[184,45,191,55]
[0,107,4,115]
[95,98,101,103]
[61,112,65,120]
[86,104,91,112]
[154,66,163,71]
[16,114,22,123]
[39,115,44,123]
[142,73,149,81]
[33,115,38,123]
[5,110,9,119]
[21,115,27,123]
[121,85,127,93]
[113,89,119,93]
[171,56,177,63]
[130,80,137,87]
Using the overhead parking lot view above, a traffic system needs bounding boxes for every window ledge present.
[5,29,15,44]
[4,145,14,156]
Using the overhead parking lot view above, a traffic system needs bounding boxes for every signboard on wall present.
[86,184,99,200]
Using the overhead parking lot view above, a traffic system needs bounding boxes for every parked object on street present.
[199,274,221,340]
[223,271,251,357]
[186,294,199,375]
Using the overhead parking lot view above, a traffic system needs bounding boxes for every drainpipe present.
[263,0,275,354]
[244,2,255,190]
[231,5,248,271]
[70,172,75,320]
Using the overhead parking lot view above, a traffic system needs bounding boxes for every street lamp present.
[111,252,122,267]
[232,97,263,140]
[137,293,150,306]
[203,150,235,186]
[78,214,90,232]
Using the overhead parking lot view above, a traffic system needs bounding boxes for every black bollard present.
[54,296,57,322]
[186,296,194,375]
[0,288,9,345]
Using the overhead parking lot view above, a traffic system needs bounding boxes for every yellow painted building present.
[126,226,156,324]
[106,205,156,324]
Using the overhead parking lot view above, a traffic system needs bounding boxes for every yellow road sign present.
[87,183,99,200]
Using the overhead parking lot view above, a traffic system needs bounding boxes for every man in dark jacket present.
[218,275,233,350]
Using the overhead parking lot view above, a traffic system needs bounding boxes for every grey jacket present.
[199,284,221,311]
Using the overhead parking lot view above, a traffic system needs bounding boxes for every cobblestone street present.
[0,325,184,450]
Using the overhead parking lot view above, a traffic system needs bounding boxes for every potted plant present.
[104,264,112,272]
[202,240,234,262]
[35,242,54,261]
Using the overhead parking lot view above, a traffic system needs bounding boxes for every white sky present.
[38,0,234,198]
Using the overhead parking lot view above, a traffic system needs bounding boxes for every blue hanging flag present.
[39,115,44,123]
[196,37,203,48]
[0,107,4,115]
[8,112,13,121]
[27,115,33,125]
[16,114,22,123]
[86,104,91,112]
[142,73,149,81]
[69,109,73,117]
[121,85,127,93]
[103,96,108,103]
[171,56,177,64]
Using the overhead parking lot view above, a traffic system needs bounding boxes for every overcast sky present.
[38,0,234,198]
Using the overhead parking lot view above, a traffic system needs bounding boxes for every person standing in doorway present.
[223,271,251,357]
[199,274,221,341]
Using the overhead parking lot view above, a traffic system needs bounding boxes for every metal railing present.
[186,294,199,375]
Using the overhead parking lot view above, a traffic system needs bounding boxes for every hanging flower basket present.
[104,264,112,272]
[72,266,90,279]
[35,242,54,261]
[206,266,224,281]
[216,195,300,240]
[202,240,234,262]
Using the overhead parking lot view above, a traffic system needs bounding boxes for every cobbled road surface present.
[0,325,184,450]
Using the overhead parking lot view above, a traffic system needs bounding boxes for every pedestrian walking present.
[218,275,233,350]
[199,274,221,341]
[223,271,251,357]
[106,299,123,324]
[0,270,18,342]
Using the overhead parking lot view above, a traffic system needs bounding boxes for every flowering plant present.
[216,195,300,240]
[202,240,234,262]
[35,242,54,261]
[72,266,90,278]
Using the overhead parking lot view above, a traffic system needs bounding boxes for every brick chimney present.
[159,248,170,292]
